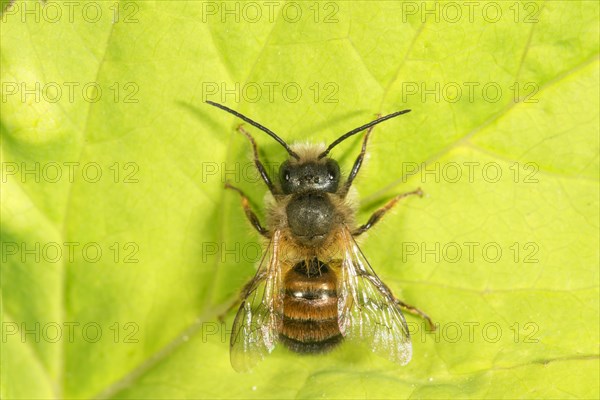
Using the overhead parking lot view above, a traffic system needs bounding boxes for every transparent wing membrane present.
[337,227,412,365]
[230,231,284,372]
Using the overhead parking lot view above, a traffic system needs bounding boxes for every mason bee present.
[207,101,433,372]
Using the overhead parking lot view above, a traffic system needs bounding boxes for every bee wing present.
[337,227,412,365]
[230,230,284,372]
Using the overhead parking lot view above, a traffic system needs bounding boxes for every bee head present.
[279,153,340,194]
[205,101,411,196]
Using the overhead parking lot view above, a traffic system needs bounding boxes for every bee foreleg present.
[352,188,423,236]
[341,114,381,196]
[395,299,436,331]
[225,182,270,238]
[237,124,277,194]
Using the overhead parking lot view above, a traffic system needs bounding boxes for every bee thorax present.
[286,193,335,246]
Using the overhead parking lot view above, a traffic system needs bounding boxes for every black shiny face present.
[279,159,340,194]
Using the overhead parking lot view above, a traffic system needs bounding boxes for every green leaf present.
[1,1,598,399]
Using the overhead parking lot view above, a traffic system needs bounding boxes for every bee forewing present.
[230,231,284,372]
[337,228,412,365]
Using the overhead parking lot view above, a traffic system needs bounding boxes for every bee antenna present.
[318,109,412,159]
[206,101,300,160]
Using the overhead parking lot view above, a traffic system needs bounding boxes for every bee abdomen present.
[280,260,342,353]
[283,289,338,320]
[280,330,343,354]
[281,292,340,341]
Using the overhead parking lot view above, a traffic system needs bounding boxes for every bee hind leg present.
[217,288,246,323]
[362,272,435,331]
[218,270,266,322]
[225,182,270,238]
[217,301,238,323]
[396,299,436,331]
[352,188,423,236]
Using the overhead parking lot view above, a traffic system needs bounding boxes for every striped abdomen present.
[280,258,342,353]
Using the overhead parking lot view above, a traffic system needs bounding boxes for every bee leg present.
[217,306,233,323]
[340,114,381,197]
[218,270,266,322]
[396,299,436,331]
[225,182,270,238]
[237,124,277,194]
[362,272,435,331]
[352,188,423,236]
[218,284,249,323]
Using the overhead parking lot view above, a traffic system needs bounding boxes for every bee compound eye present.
[327,163,338,181]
